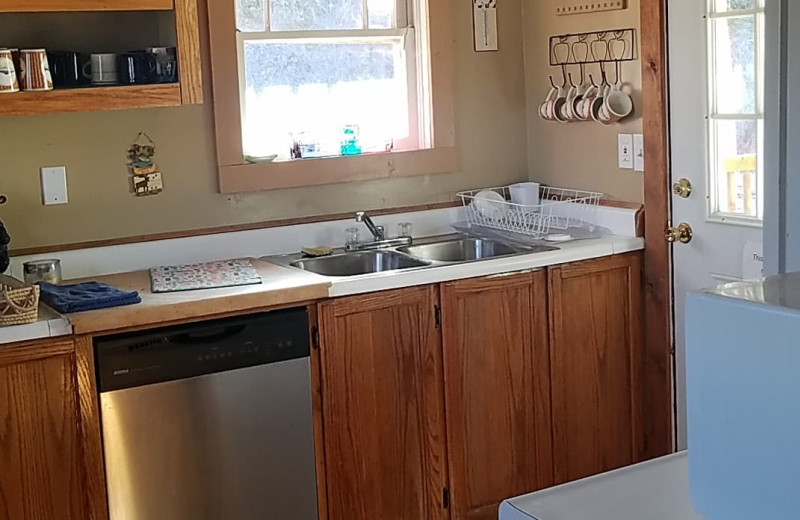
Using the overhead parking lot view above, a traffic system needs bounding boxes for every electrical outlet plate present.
[40,166,68,205]
[618,134,634,170]
[634,133,645,172]
[473,0,498,52]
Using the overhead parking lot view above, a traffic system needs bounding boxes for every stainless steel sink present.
[397,238,558,264]
[290,250,429,277]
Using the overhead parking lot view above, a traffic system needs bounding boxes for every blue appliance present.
[687,273,800,519]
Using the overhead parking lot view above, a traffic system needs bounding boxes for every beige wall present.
[0,0,529,251]
[523,0,644,203]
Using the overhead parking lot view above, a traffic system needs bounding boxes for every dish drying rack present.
[457,185,603,239]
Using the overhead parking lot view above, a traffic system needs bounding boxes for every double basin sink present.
[276,237,559,278]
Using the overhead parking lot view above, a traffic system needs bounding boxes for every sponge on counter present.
[301,246,334,258]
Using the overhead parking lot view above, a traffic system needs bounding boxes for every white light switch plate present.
[634,133,645,172]
[473,0,498,52]
[618,134,634,170]
[41,166,68,205]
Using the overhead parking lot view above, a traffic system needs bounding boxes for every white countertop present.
[0,304,72,346]
[322,235,644,297]
[1,234,643,346]
[500,452,704,520]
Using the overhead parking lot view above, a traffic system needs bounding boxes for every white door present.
[668,0,765,449]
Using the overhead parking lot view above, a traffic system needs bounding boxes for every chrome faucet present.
[346,211,413,252]
[355,211,385,241]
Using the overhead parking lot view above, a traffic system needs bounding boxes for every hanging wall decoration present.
[473,0,498,52]
[127,132,164,197]
[555,0,627,16]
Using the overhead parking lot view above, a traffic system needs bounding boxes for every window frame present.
[705,0,765,225]
[208,0,457,194]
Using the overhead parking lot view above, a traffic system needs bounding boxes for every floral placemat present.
[150,259,263,293]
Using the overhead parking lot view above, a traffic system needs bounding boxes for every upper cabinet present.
[0,0,202,117]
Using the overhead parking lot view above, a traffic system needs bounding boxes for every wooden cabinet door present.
[441,270,553,520]
[548,253,644,484]
[318,286,448,520]
[0,340,84,520]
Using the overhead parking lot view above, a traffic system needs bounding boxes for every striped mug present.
[0,49,19,93]
[19,49,53,92]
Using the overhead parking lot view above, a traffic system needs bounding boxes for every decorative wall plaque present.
[556,1,627,16]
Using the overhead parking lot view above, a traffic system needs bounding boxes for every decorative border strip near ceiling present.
[556,1,627,16]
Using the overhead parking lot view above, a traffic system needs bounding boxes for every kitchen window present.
[707,0,765,222]
[208,0,457,193]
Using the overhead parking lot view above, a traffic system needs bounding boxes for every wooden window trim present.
[207,0,458,194]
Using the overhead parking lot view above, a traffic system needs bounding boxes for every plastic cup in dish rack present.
[509,182,541,207]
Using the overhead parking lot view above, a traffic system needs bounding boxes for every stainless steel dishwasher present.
[95,308,318,520]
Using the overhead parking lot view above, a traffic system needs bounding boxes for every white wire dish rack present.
[457,185,603,239]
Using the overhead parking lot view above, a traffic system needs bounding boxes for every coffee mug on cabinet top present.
[0,49,19,93]
[83,53,118,85]
[48,51,90,88]
[18,49,53,91]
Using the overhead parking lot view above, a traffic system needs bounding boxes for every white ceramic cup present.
[603,88,634,123]
[540,86,559,121]
[509,182,541,207]
[83,53,118,85]
[577,84,598,121]
[591,85,610,123]
[563,85,582,122]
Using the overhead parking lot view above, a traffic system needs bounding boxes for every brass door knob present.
[673,178,692,198]
[666,223,693,244]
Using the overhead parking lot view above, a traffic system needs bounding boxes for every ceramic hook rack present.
[549,28,637,66]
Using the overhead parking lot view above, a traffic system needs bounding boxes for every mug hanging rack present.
[549,28,637,66]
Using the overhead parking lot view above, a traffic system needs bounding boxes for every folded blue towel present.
[38,281,142,314]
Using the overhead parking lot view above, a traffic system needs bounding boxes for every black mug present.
[48,51,89,88]
[147,47,178,83]
[118,52,156,85]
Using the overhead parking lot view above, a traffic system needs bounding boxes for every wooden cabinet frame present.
[0,336,108,520]
[640,0,674,459]
[0,0,203,117]
[206,0,458,193]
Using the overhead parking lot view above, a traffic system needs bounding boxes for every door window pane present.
[368,0,396,29]
[712,0,756,13]
[236,0,266,32]
[712,119,760,217]
[269,0,364,31]
[713,16,756,114]
[242,40,411,158]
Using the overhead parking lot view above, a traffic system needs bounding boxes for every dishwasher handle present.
[169,324,247,345]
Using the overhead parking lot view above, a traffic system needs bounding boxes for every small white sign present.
[742,240,764,280]
[473,0,498,52]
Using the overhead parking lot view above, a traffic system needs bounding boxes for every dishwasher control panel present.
[95,308,310,392]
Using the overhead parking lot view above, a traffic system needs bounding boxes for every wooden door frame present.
[640,0,675,458]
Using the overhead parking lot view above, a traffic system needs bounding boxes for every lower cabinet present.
[318,253,645,520]
[0,341,84,520]
[318,285,449,520]
[440,270,553,520]
[548,253,644,484]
